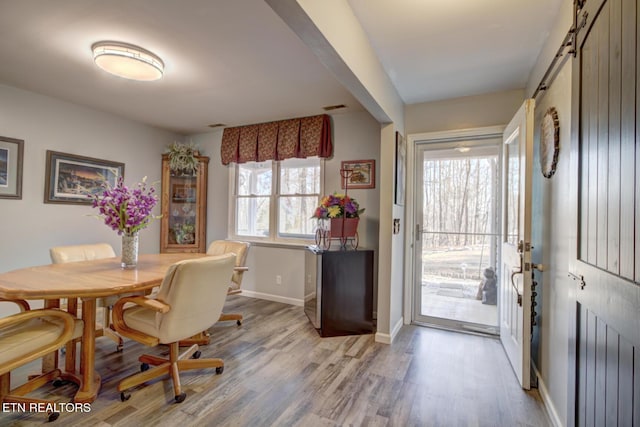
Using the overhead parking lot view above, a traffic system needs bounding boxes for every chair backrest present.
[154,254,236,343]
[206,240,250,290]
[50,243,116,264]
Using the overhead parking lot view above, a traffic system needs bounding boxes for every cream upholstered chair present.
[49,243,125,351]
[0,307,83,422]
[112,254,236,403]
[207,240,250,324]
[179,240,250,347]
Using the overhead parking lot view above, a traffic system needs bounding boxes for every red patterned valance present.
[238,125,259,163]
[220,114,332,165]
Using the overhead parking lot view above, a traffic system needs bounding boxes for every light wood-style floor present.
[3,296,550,426]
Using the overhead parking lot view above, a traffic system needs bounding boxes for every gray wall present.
[0,84,178,272]
[191,110,381,305]
[526,1,574,425]
[402,1,574,423]
[530,58,572,426]
[0,81,381,310]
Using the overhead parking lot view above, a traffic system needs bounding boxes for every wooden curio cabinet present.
[160,154,209,253]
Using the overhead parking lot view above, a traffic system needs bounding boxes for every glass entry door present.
[413,140,501,334]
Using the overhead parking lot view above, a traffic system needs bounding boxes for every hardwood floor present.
[3,296,551,426]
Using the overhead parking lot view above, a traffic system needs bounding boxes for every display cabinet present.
[160,154,209,253]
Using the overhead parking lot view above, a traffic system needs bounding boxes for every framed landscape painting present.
[340,159,375,189]
[0,136,24,200]
[44,150,124,205]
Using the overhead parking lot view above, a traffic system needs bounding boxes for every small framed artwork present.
[394,131,406,205]
[340,159,375,189]
[44,150,125,205]
[0,136,24,200]
[171,183,196,203]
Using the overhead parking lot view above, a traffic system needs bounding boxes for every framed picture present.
[44,150,124,205]
[340,159,375,189]
[171,183,196,203]
[394,131,406,206]
[0,136,24,200]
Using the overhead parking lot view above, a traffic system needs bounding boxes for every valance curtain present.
[220,114,332,165]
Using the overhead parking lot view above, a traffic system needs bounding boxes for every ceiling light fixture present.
[92,41,164,81]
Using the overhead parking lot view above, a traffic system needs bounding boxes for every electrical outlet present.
[276,275,282,285]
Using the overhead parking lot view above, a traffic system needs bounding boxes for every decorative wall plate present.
[540,107,560,178]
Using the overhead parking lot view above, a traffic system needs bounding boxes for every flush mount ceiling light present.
[92,41,164,81]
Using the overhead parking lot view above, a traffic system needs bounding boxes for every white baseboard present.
[532,363,563,427]
[240,290,304,307]
[375,316,404,345]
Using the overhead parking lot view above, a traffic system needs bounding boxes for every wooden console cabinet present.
[304,247,374,337]
[160,154,209,253]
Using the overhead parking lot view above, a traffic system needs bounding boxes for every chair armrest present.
[0,309,76,375]
[111,296,170,347]
[114,295,171,314]
[0,298,31,312]
[233,266,249,272]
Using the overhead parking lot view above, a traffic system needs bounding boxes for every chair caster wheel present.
[140,363,149,372]
[236,320,242,326]
[175,392,187,403]
[120,392,131,402]
[116,344,124,352]
[192,350,201,359]
[52,379,64,387]
[48,411,60,422]
[216,366,224,375]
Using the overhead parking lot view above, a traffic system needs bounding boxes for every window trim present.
[228,158,324,244]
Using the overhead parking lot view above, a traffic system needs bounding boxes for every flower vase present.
[121,232,139,269]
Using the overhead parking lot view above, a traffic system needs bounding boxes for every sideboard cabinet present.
[304,246,375,337]
[160,154,209,253]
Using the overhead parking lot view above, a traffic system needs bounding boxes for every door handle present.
[568,272,586,290]
[510,266,523,306]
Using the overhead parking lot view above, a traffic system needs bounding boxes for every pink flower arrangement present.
[89,176,160,235]
[312,192,364,219]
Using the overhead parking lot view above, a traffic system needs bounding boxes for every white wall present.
[405,89,524,134]
[0,84,179,274]
[191,110,381,305]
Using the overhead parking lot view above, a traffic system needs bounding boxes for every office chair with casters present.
[0,309,83,422]
[179,240,250,347]
[112,254,236,404]
[208,240,250,324]
[49,243,126,352]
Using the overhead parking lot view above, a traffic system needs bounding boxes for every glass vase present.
[121,232,139,269]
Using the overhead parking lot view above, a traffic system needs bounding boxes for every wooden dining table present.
[0,252,208,403]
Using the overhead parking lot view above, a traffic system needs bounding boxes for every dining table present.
[0,252,208,403]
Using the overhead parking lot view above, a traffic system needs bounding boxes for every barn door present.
[500,99,534,389]
[572,0,640,424]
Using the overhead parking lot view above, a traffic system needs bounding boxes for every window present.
[232,157,322,242]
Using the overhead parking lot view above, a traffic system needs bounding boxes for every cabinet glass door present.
[167,172,198,246]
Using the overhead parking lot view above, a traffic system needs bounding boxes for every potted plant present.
[312,192,364,249]
[166,142,200,175]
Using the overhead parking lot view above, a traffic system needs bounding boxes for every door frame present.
[404,126,505,326]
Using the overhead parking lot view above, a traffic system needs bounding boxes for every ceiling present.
[0,0,563,135]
